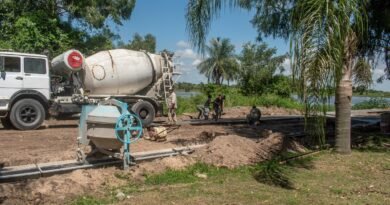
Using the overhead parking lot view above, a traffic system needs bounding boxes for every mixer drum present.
[82,49,163,95]
[86,105,122,150]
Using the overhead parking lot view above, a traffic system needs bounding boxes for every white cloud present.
[281,58,292,75]
[172,40,206,84]
[175,48,198,59]
[176,40,190,49]
[192,59,202,66]
[373,68,384,77]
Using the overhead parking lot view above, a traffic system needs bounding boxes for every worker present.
[247,105,261,126]
[213,95,222,121]
[220,95,226,118]
[167,87,177,123]
[197,95,212,120]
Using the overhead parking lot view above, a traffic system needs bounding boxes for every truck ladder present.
[161,58,173,106]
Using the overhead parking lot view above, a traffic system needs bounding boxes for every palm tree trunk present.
[335,32,356,154]
[335,77,352,154]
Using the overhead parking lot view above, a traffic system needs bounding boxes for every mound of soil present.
[131,156,196,178]
[0,167,124,204]
[196,132,306,168]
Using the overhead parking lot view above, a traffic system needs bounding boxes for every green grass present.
[176,91,303,115]
[71,150,390,205]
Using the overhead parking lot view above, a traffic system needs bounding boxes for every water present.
[176,90,201,98]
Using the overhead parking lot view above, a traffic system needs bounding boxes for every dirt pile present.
[197,135,258,168]
[196,132,306,168]
[260,106,301,116]
[0,167,124,205]
[130,156,196,179]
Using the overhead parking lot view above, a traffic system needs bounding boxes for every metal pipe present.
[0,145,206,182]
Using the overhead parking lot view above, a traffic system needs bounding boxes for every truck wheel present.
[1,117,14,129]
[131,101,155,126]
[9,98,45,130]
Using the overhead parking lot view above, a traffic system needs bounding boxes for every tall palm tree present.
[197,37,239,85]
[290,0,367,152]
[186,0,369,153]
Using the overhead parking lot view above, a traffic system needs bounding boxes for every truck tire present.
[1,117,14,129]
[9,98,45,130]
[131,101,155,126]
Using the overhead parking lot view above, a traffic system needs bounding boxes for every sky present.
[109,0,389,91]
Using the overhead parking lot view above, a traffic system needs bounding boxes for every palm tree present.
[197,37,239,85]
[186,0,369,153]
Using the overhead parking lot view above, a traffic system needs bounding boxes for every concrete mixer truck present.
[0,49,177,130]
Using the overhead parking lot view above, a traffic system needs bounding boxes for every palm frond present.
[353,57,372,89]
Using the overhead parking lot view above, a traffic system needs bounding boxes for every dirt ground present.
[0,106,325,204]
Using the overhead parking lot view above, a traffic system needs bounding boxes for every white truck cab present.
[0,51,50,130]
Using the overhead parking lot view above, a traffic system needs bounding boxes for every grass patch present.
[145,163,229,185]
[72,196,109,205]
[176,91,303,115]
[72,150,390,204]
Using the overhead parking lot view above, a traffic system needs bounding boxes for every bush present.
[352,97,390,110]
[176,94,206,114]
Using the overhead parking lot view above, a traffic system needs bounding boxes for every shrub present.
[352,97,390,110]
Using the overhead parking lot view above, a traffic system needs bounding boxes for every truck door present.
[0,56,23,98]
[22,57,50,99]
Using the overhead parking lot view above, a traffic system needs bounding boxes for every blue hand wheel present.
[115,113,143,144]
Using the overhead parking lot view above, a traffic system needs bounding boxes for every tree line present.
[196,38,291,97]
[0,0,157,57]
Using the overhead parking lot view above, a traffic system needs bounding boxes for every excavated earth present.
[0,106,308,204]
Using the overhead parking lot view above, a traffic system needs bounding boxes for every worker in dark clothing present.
[219,95,226,119]
[213,95,222,121]
[247,105,261,126]
[197,95,212,120]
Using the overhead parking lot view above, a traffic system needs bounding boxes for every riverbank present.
[175,90,390,115]
[176,93,302,115]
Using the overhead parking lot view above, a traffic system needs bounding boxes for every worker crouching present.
[247,105,261,126]
[145,127,168,142]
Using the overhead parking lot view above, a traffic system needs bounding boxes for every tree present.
[0,0,135,56]
[360,0,390,82]
[122,33,157,53]
[290,0,366,151]
[238,42,287,96]
[197,38,239,85]
[186,0,374,153]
